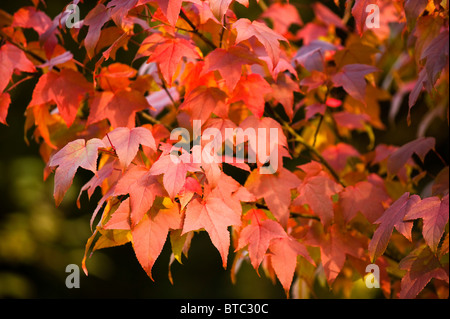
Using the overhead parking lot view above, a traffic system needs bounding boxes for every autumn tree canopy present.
[0,0,448,299]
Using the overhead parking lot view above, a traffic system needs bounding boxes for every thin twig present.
[139,111,172,131]
[179,9,217,50]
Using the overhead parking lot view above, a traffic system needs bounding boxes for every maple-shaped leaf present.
[0,92,11,125]
[132,199,181,280]
[233,18,287,69]
[292,175,343,227]
[229,74,272,118]
[103,126,156,169]
[260,2,303,35]
[268,236,313,293]
[204,172,256,214]
[11,6,58,58]
[77,160,121,207]
[104,197,132,230]
[11,6,53,36]
[0,44,36,93]
[368,192,421,262]
[245,168,301,227]
[28,69,92,127]
[420,30,449,87]
[296,23,328,45]
[48,138,106,206]
[114,166,166,227]
[386,137,435,175]
[404,194,449,252]
[87,89,152,129]
[156,0,183,26]
[98,63,137,92]
[352,0,378,35]
[179,86,228,123]
[333,111,370,130]
[178,176,202,210]
[331,64,379,103]
[293,40,337,73]
[209,0,233,23]
[312,2,347,31]
[149,148,201,199]
[321,143,360,173]
[83,3,111,59]
[267,74,300,121]
[236,209,286,271]
[305,224,366,285]
[182,191,242,268]
[339,178,390,223]
[142,35,201,86]
[398,245,449,299]
[203,45,260,91]
[404,0,428,30]
[238,115,290,170]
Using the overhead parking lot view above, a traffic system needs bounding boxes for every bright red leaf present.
[48,138,105,206]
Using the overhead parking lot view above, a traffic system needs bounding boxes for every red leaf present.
[261,3,303,35]
[351,0,378,35]
[48,138,106,206]
[312,2,347,30]
[332,111,370,130]
[229,74,272,118]
[203,45,259,90]
[0,44,36,93]
[368,192,420,262]
[209,0,233,23]
[306,224,366,285]
[114,166,165,227]
[398,245,449,299]
[292,175,343,227]
[84,3,111,59]
[269,236,313,293]
[104,197,132,230]
[143,36,201,86]
[233,18,287,69]
[339,178,391,223]
[0,92,11,125]
[11,6,52,35]
[87,89,151,129]
[150,148,201,199]
[245,168,301,227]
[404,194,449,252]
[267,74,300,121]
[103,126,156,169]
[386,137,435,175]
[236,209,287,271]
[29,69,92,127]
[182,192,242,268]
[420,30,449,87]
[321,143,360,173]
[179,86,228,123]
[156,0,182,26]
[132,201,181,280]
[331,64,379,103]
[11,6,57,57]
